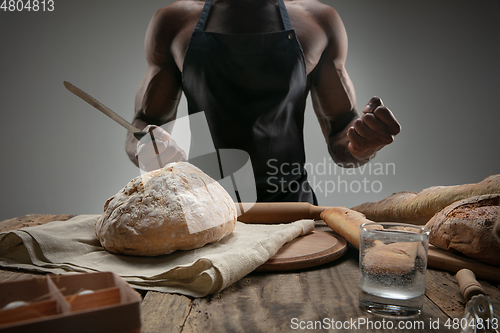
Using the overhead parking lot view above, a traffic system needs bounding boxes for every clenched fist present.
[347,97,401,161]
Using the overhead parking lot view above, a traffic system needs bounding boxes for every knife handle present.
[456,268,486,303]
[237,202,327,224]
[133,132,148,140]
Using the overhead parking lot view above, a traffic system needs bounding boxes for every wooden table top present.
[1,214,499,333]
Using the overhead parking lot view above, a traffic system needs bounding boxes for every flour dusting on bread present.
[95,162,237,256]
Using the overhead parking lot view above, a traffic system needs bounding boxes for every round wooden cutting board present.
[255,231,348,272]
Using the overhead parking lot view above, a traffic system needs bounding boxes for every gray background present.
[0,0,499,221]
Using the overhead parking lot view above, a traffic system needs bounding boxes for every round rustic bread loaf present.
[425,194,500,266]
[95,162,237,256]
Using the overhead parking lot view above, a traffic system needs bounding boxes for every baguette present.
[352,175,500,225]
[320,207,368,249]
[362,241,419,275]
[321,207,419,275]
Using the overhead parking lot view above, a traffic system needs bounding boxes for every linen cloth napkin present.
[0,215,314,297]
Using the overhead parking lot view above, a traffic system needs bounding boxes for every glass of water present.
[359,222,430,317]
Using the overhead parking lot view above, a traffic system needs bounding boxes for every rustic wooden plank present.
[0,215,496,333]
[182,273,304,332]
[425,270,466,320]
[425,269,500,320]
[0,214,74,232]
[141,291,193,333]
[181,248,458,333]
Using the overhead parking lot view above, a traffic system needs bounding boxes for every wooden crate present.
[0,272,141,333]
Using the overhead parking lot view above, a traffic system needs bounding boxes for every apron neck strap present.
[194,0,213,32]
[277,0,293,31]
[194,0,293,32]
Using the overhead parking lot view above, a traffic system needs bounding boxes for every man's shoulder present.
[288,0,342,31]
[151,0,203,31]
[158,0,203,13]
[289,0,345,54]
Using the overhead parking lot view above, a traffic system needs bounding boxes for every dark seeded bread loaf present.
[425,194,500,266]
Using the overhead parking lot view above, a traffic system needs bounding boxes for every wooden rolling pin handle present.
[237,202,327,224]
[456,268,486,303]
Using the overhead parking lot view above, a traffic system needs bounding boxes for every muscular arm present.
[126,7,183,166]
[309,7,400,167]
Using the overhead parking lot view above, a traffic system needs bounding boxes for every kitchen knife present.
[63,81,148,140]
[64,81,165,168]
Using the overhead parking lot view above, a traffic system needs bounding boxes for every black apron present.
[182,0,317,204]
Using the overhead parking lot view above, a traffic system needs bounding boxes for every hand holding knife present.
[63,81,169,169]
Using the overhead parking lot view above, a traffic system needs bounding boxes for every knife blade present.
[63,81,147,140]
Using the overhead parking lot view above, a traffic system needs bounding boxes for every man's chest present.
[170,4,327,76]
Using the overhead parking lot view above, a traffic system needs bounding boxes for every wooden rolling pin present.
[237,202,328,223]
[455,269,498,328]
[456,268,486,303]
